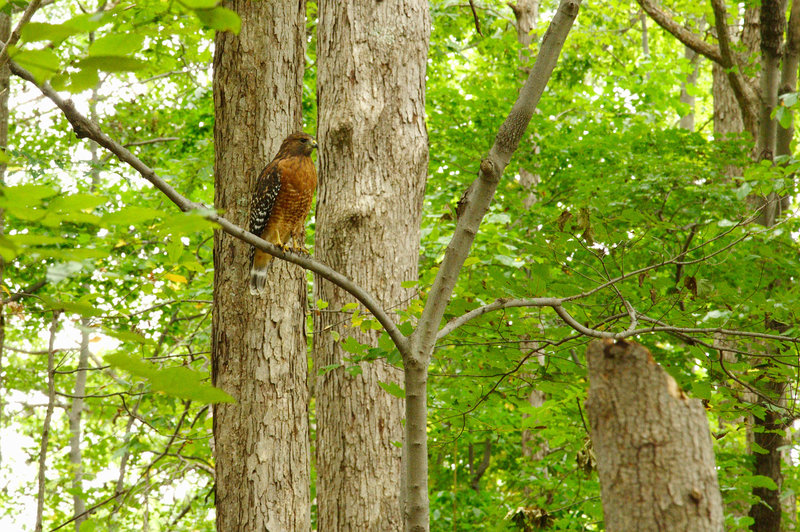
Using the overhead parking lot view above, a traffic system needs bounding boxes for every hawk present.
[248,132,318,295]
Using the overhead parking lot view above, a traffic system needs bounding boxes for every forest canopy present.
[1,0,799,531]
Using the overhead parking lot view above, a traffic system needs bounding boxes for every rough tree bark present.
[314,1,429,530]
[585,339,724,531]
[747,4,787,531]
[211,2,310,530]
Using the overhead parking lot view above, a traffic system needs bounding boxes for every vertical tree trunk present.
[679,44,701,131]
[314,1,429,529]
[585,339,724,531]
[748,5,787,531]
[211,2,311,530]
[0,11,9,467]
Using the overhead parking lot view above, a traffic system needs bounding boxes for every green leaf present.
[0,236,18,261]
[749,474,778,489]
[40,297,103,317]
[316,299,329,309]
[10,47,61,82]
[179,0,218,7]
[46,261,84,283]
[345,365,363,376]
[88,33,145,57]
[20,22,82,43]
[378,380,405,399]
[341,336,366,355]
[735,182,752,201]
[194,7,241,33]
[103,328,155,345]
[104,206,163,225]
[50,193,107,212]
[77,56,146,73]
[778,107,793,129]
[0,184,58,205]
[106,352,235,404]
[8,233,68,246]
[341,302,358,312]
[690,380,712,400]
[157,211,216,236]
[67,68,100,93]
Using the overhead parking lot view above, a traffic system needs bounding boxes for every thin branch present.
[0,0,43,72]
[50,489,130,532]
[636,0,723,63]
[124,137,180,147]
[468,0,483,36]
[0,278,46,304]
[8,60,409,357]
[35,311,59,532]
[413,0,582,364]
[438,297,560,340]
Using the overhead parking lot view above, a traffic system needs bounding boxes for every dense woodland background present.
[1,0,800,530]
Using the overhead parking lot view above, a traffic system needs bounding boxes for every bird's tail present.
[249,248,273,295]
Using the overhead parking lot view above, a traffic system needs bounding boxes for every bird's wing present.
[248,161,282,239]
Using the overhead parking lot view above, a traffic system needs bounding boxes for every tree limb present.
[412,0,581,365]
[636,0,723,63]
[710,0,760,133]
[8,60,410,356]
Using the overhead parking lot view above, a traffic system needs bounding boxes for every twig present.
[0,278,46,304]
[35,310,59,532]
[468,0,483,36]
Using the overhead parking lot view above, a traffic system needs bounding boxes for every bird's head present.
[279,132,318,157]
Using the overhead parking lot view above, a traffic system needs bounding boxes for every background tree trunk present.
[314,1,429,529]
[211,2,311,530]
[585,339,724,532]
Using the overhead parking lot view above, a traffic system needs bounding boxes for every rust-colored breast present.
[264,156,317,242]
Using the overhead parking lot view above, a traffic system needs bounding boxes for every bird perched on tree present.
[248,132,318,295]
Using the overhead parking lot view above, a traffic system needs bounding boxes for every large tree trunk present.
[585,339,724,531]
[211,2,311,530]
[313,1,429,529]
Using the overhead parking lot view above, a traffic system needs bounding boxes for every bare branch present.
[636,0,723,63]
[0,0,43,72]
[8,60,409,356]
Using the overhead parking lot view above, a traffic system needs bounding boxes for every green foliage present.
[4,0,800,529]
[107,352,233,404]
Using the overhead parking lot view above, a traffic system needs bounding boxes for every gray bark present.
[211,1,311,530]
[679,44,701,131]
[314,0,429,530]
[585,339,724,532]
